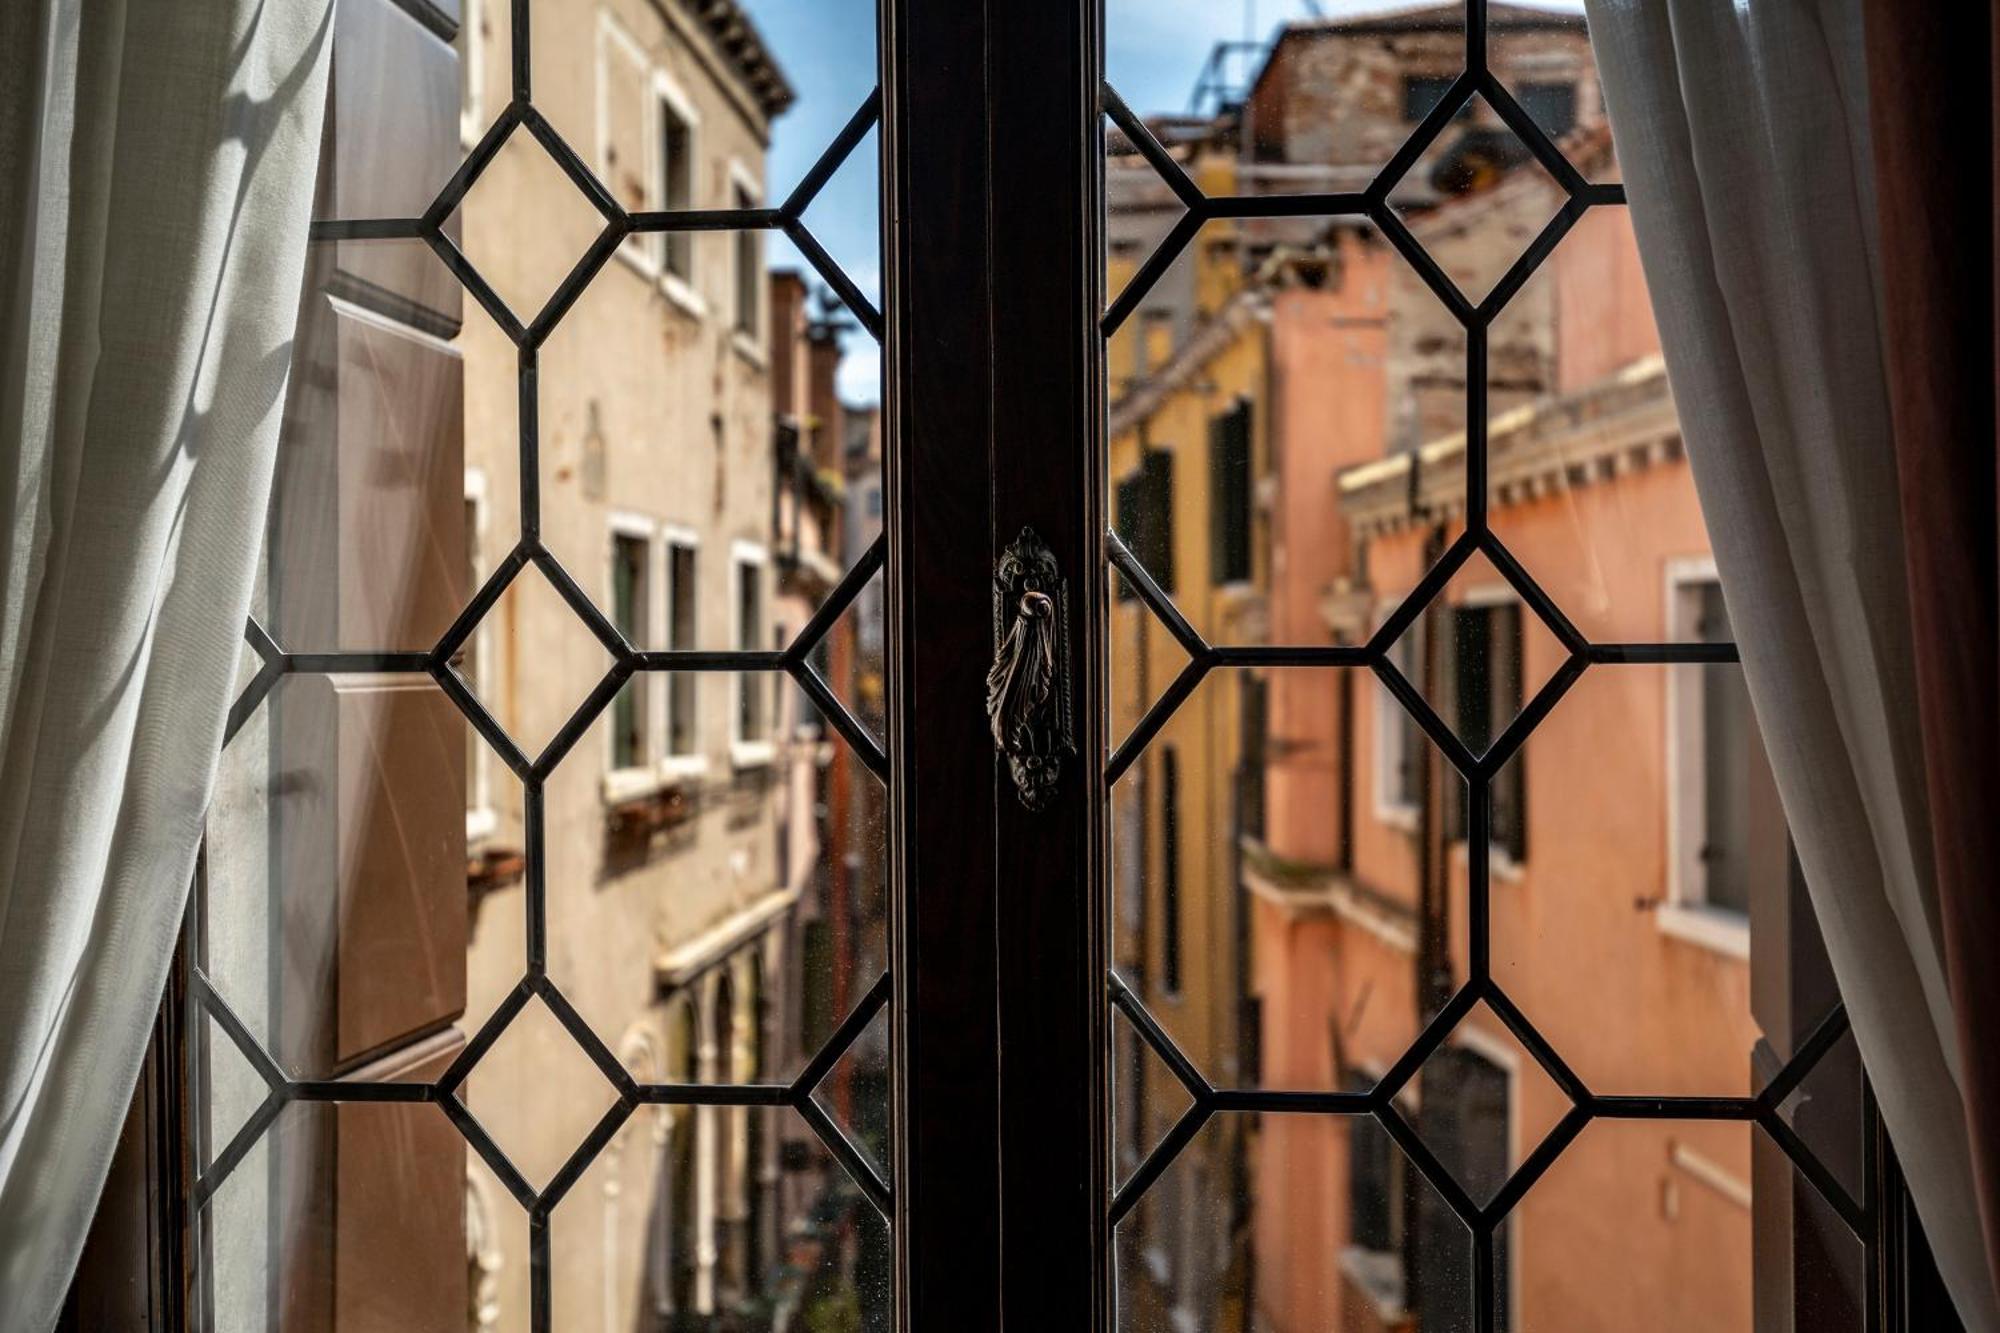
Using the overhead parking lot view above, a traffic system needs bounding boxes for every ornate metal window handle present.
[986,527,1075,810]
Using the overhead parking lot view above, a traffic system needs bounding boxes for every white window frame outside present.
[730,540,774,768]
[1333,1060,1426,1322]
[727,159,766,365]
[596,11,657,279]
[660,524,707,782]
[464,467,496,842]
[605,511,665,803]
[652,67,705,318]
[459,0,486,150]
[1668,1141,1754,1214]
[1661,556,1751,959]
[594,10,707,321]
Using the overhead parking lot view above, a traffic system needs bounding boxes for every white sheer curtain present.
[1583,0,1999,1326]
[0,0,331,1326]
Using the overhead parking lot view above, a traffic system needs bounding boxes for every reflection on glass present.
[1106,3,1853,1331]
[192,0,888,1328]
[194,1102,511,1329]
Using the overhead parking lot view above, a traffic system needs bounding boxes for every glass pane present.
[192,0,889,1327]
[550,1106,890,1330]
[1101,5,1862,1332]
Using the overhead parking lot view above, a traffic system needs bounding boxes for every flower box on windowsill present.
[658,753,708,785]
[602,780,696,839]
[730,740,776,770]
[602,766,667,806]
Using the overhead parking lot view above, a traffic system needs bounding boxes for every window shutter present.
[1209,400,1252,585]
[1115,448,1176,595]
[1345,1076,1394,1252]
[1492,603,1526,863]
[258,3,473,1325]
[1160,747,1183,995]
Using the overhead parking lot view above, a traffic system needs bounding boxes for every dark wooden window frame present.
[65,2,1968,1330]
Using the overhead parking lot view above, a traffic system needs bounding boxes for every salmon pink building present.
[1103,7,1865,1330]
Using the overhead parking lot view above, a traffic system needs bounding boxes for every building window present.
[1517,81,1578,138]
[610,528,652,772]
[1414,1047,1512,1331]
[597,13,654,272]
[1238,673,1268,844]
[1449,600,1526,864]
[1342,1055,1511,1332]
[1208,399,1252,585]
[1696,582,1754,915]
[796,633,829,735]
[457,0,486,147]
[1344,1073,1395,1253]
[733,544,769,755]
[1403,74,1470,123]
[659,96,695,278]
[1377,615,1427,826]
[1670,572,1785,932]
[464,473,493,840]
[1159,746,1182,996]
[731,172,762,341]
[666,538,698,757]
[1115,447,1175,596]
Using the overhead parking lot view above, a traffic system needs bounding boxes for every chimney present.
[808,333,845,471]
[769,271,809,420]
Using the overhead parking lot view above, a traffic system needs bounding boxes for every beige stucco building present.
[453,1,833,1327]
[195,1,887,1329]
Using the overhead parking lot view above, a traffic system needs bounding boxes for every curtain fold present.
[0,0,331,1326]
[1858,0,2000,1301]
[1582,0,2000,1327]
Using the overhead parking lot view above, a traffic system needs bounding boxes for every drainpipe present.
[1229,764,1255,1331]
[1336,636,1354,876]
[1403,455,1456,1314]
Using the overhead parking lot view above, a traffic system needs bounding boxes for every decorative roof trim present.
[1249,2,1586,106]
[671,0,795,121]
[1282,1,1585,39]
[1337,354,1681,537]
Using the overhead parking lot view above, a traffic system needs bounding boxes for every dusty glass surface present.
[191,0,889,1328]
[1103,3,1859,1330]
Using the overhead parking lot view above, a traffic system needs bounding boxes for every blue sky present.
[737,1,1581,403]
